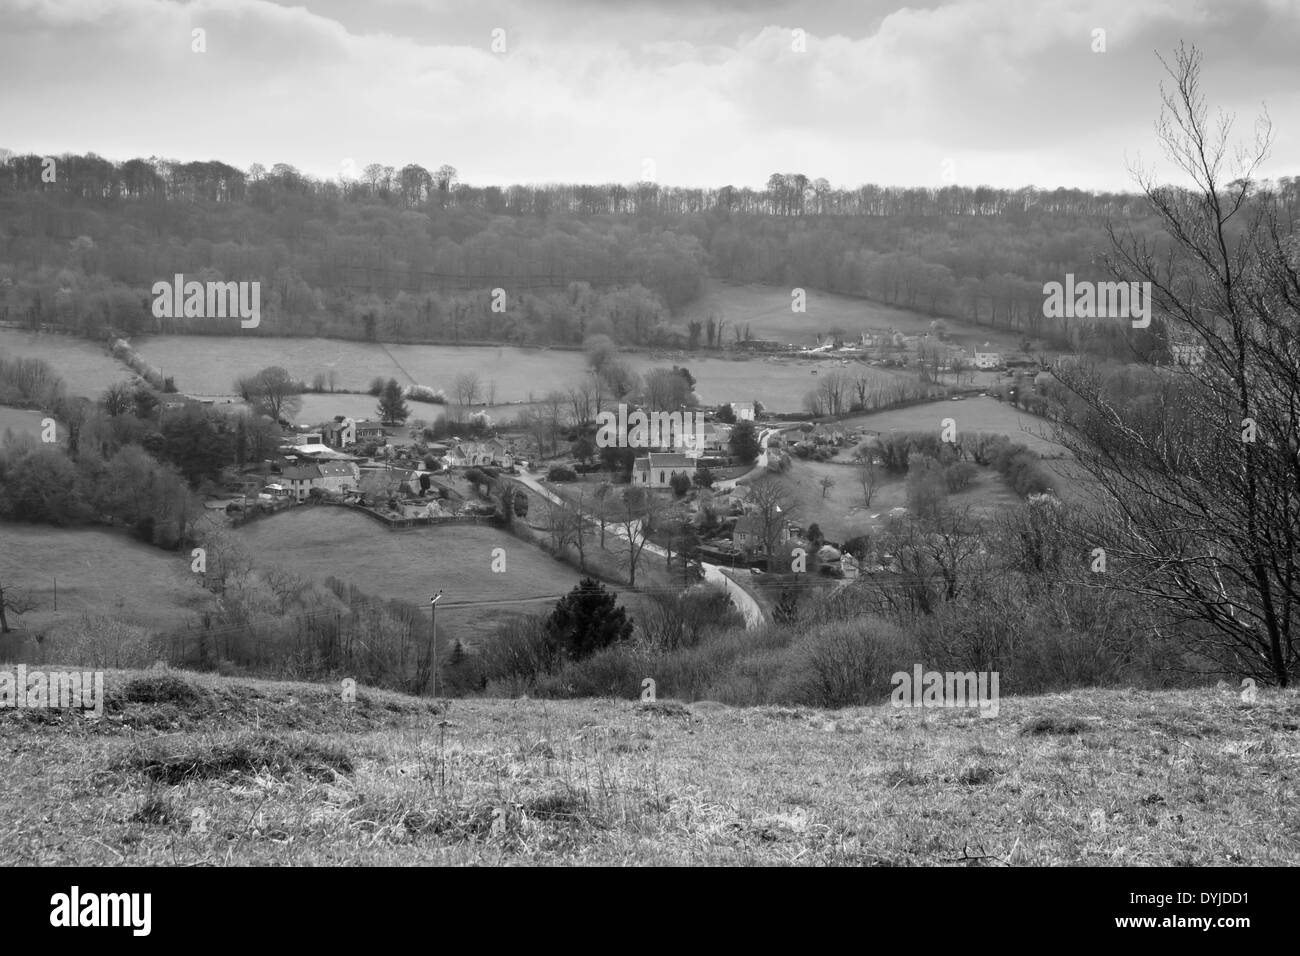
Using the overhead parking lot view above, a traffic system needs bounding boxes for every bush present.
[547,465,578,482]
[475,617,563,687]
[669,471,691,497]
[788,620,916,708]
[405,384,446,404]
[944,460,978,492]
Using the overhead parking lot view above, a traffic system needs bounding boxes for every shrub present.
[669,471,691,497]
[944,460,978,492]
[475,616,562,686]
[405,384,446,404]
[788,620,915,708]
[547,465,578,482]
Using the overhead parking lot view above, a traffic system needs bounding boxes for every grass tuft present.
[115,732,353,785]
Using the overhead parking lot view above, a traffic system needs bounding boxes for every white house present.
[730,401,756,421]
[633,452,697,489]
[444,439,514,469]
[278,462,360,501]
[973,349,1002,370]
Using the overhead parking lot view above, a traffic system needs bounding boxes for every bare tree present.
[1054,43,1300,685]
[744,477,799,559]
[236,366,302,423]
[817,371,852,416]
[452,371,481,421]
[566,377,604,426]
[541,390,569,456]
[593,481,615,548]
[616,487,663,586]
[854,452,879,506]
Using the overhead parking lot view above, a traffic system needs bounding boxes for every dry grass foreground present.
[1,668,1297,865]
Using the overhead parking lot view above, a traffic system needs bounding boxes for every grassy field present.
[130,334,917,414]
[0,525,212,639]
[780,458,1019,543]
[838,395,1064,456]
[0,405,52,442]
[2,668,1294,865]
[679,279,1029,353]
[235,508,610,644]
[0,328,128,398]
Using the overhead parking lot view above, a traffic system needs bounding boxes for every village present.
[214,322,1088,613]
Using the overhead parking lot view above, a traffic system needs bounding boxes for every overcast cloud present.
[1,0,1296,190]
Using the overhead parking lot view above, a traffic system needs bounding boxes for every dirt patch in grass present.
[115,731,354,784]
[1019,715,1097,736]
[638,700,691,718]
[123,673,209,707]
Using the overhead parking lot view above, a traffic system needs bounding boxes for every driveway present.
[712,427,778,492]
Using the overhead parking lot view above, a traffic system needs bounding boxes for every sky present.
[1,0,1297,192]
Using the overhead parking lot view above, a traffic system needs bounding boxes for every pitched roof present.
[646,453,694,469]
[279,465,320,481]
[318,463,356,477]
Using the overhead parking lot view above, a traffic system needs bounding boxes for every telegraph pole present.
[428,590,443,697]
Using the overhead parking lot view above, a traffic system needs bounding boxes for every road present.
[712,426,778,491]
[512,468,765,628]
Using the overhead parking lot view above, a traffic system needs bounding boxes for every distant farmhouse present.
[735,339,790,353]
[633,452,697,488]
[354,420,387,444]
[278,461,360,501]
[973,349,1002,370]
[730,401,757,421]
[321,417,357,448]
[444,439,513,469]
